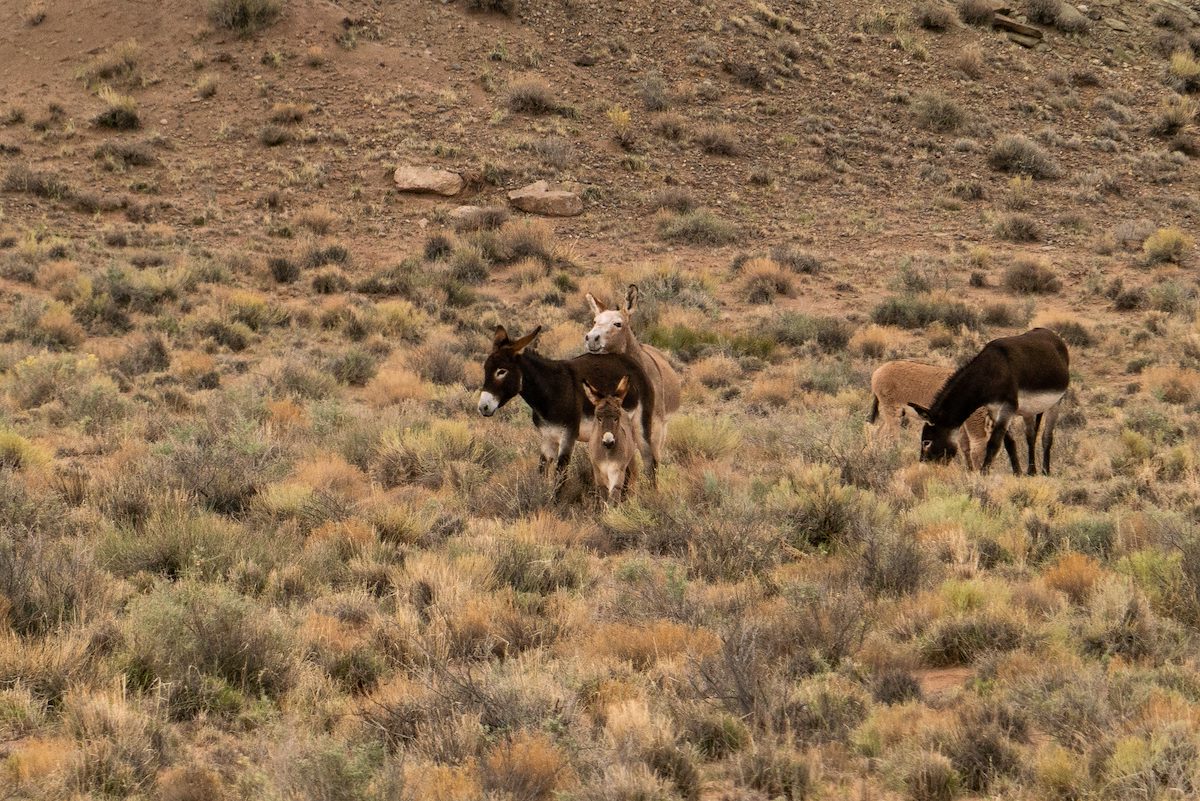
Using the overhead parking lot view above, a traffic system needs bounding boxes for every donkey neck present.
[930,360,993,429]
[517,350,576,421]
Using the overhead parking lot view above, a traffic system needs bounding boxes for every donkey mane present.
[928,355,978,415]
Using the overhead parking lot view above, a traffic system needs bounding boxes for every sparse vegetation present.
[1,4,1199,800]
[989,135,1062,179]
[1003,257,1062,294]
[207,0,283,34]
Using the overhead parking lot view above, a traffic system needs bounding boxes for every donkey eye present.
[921,440,932,451]
[613,321,622,328]
[494,369,508,379]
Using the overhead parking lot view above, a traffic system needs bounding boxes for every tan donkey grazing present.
[869,360,994,470]
[585,286,682,467]
[582,377,639,503]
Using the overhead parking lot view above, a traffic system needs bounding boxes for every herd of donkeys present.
[477,286,1072,502]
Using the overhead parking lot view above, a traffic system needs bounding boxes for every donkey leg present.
[1041,408,1059,476]
[1020,414,1040,477]
[1003,430,1020,475]
[980,411,1013,473]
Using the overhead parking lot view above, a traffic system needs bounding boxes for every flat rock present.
[1154,0,1200,25]
[1104,17,1131,31]
[507,180,583,217]
[448,205,483,222]
[393,166,463,196]
[1008,31,1042,47]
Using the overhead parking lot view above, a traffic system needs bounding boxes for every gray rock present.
[507,180,583,217]
[393,166,463,196]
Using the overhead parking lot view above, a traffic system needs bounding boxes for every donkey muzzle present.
[602,432,616,448]
[477,391,499,417]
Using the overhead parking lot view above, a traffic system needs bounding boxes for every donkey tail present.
[868,395,880,424]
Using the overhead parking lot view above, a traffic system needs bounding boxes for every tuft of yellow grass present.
[1143,226,1194,265]
[1044,552,1102,604]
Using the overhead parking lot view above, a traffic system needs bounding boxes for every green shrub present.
[657,210,738,245]
[872,295,980,330]
[988,134,1061,179]
[125,581,293,697]
[208,0,283,34]
[1003,258,1061,294]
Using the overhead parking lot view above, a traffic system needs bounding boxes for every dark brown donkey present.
[908,327,1070,475]
[477,325,658,486]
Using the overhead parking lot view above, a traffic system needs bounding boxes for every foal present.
[908,328,1070,475]
[582,377,638,503]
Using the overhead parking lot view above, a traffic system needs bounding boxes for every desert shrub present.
[874,668,923,705]
[994,213,1042,242]
[1143,226,1194,264]
[480,731,571,801]
[77,39,141,87]
[260,123,290,146]
[988,134,1061,179]
[945,726,1019,793]
[913,91,966,132]
[733,743,812,799]
[904,751,960,801]
[208,0,282,34]
[328,348,378,386]
[1150,96,1197,137]
[741,261,794,304]
[0,534,109,636]
[1040,318,1093,347]
[957,0,993,25]
[1169,51,1200,93]
[93,140,156,170]
[922,612,1023,665]
[467,0,516,13]
[94,86,140,130]
[61,691,173,797]
[114,333,170,376]
[507,78,565,115]
[162,418,281,514]
[1044,552,1101,603]
[6,352,125,432]
[666,415,741,463]
[952,44,984,79]
[649,187,696,214]
[374,421,497,488]
[682,709,750,760]
[125,581,293,697]
[1003,258,1061,294]
[771,245,823,274]
[657,210,737,245]
[695,125,741,156]
[767,313,851,352]
[915,2,955,29]
[268,256,300,283]
[872,295,980,330]
[639,71,669,111]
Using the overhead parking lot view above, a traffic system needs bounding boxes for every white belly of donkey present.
[1017,389,1064,415]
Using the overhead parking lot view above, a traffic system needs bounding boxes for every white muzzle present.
[478,391,499,417]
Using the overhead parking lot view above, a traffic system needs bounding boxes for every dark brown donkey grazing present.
[908,327,1070,475]
[477,325,658,486]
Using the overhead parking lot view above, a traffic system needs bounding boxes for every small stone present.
[392,166,463,196]
[1008,31,1041,47]
[1104,17,1131,31]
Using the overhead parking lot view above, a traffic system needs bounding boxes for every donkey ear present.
[493,325,510,347]
[586,293,604,316]
[907,403,932,422]
[615,375,629,399]
[581,380,600,405]
[625,284,639,314]
[510,325,542,354]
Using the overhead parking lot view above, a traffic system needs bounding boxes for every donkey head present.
[583,376,629,449]
[478,324,541,417]
[907,403,959,464]
[584,285,638,354]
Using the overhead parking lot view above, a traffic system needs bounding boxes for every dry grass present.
[208,0,282,34]
[4,4,1200,800]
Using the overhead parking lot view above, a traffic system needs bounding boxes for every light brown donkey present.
[582,377,639,503]
[585,286,681,472]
